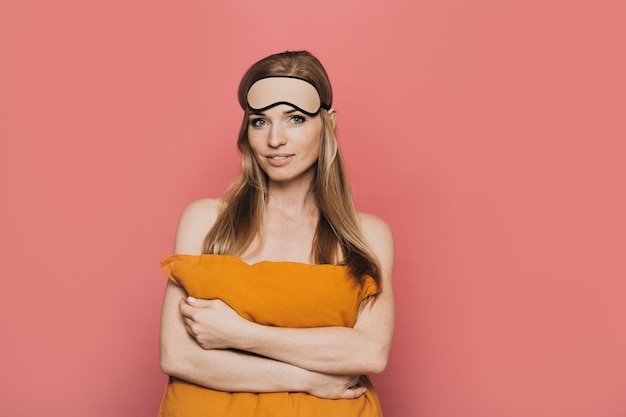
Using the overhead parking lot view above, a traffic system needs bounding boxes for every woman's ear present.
[328,108,337,130]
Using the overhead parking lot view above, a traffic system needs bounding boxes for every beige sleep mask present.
[246,76,330,116]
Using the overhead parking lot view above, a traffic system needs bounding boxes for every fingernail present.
[187,296,197,303]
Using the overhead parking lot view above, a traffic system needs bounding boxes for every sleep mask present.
[246,76,331,116]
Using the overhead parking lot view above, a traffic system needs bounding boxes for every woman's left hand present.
[179,297,246,350]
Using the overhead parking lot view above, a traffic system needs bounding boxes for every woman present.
[158,50,395,416]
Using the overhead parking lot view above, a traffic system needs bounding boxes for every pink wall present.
[1,1,625,416]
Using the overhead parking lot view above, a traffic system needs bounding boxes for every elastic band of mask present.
[246,76,330,116]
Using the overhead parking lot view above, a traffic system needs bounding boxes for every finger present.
[344,386,367,399]
[183,321,195,337]
[179,299,195,319]
[187,296,216,308]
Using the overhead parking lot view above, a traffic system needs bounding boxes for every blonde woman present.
[158,50,395,416]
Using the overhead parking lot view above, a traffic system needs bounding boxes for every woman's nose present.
[267,125,287,147]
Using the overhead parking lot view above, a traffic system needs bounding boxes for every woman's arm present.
[161,281,366,398]
[161,280,306,392]
[180,213,395,375]
[159,199,367,399]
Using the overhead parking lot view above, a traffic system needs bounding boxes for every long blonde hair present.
[203,51,381,286]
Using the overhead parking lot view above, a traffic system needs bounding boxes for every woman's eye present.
[250,118,267,128]
[290,115,305,124]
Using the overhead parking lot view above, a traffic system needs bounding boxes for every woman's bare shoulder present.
[357,212,394,266]
[357,212,393,241]
[181,197,222,219]
[173,198,223,255]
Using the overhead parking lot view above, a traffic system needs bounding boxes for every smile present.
[266,154,294,166]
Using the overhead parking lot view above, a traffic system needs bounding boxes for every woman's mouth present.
[266,154,294,167]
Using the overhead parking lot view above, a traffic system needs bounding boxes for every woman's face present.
[247,104,322,185]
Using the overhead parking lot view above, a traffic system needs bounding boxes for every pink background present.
[1,0,625,416]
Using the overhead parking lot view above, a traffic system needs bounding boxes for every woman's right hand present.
[306,372,367,399]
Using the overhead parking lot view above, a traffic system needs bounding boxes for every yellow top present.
[158,254,384,417]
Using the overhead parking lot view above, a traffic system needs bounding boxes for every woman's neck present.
[266,177,318,219]
[240,178,319,264]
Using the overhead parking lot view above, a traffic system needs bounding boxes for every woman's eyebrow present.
[249,108,302,117]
